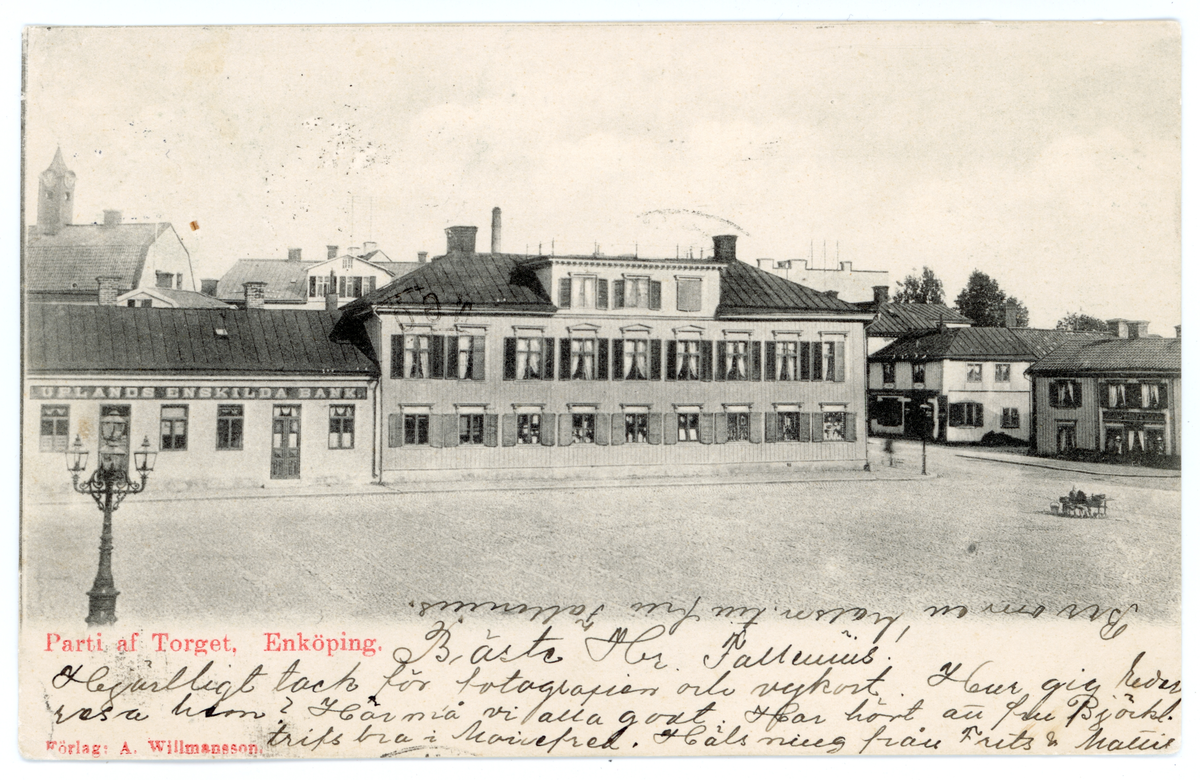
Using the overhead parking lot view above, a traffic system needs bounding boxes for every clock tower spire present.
[37,147,75,235]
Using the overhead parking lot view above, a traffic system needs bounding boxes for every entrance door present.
[98,404,131,472]
[271,405,301,479]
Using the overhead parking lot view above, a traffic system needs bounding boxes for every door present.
[98,404,131,472]
[271,405,301,479]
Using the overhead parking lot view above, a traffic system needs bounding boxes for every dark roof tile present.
[870,327,1106,362]
[25,222,173,292]
[1028,338,1180,375]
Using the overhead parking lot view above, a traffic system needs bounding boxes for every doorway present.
[271,405,301,479]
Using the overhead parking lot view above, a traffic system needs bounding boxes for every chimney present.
[1175,325,1181,339]
[348,245,361,257]
[103,210,122,228]
[712,235,737,262]
[417,252,428,264]
[363,241,377,254]
[1004,302,1019,329]
[325,289,340,316]
[756,258,772,269]
[446,225,478,254]
[872,285,889,305]
[1107,319,1130,339]
[327,245,339,260]
[96,276,122,306]
[1130,321,1150,339]
[491,207,502,253]
[287,247,302,262]
[200,278,218,297]
[243,281,267,309]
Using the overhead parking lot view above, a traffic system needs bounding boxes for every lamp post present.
[920,402,933,476]
[66,434,156,625]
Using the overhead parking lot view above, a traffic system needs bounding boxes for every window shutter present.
[699,413,714,444]
[595,413,611,445]
[714,413,728,444]
[443,414,459,447]
[388,413,402,447]
[390,335,405,379]
[701,341,714,381]
[749,412,764,443]
[834,341,846,382]
[650,340,662,381]
[558,413,573,446]
[611,414,624,446]
[597,279,609,309]
[484,414,499,446]
[539,413,557,446]
[428,415,443,448]
[501,414,517,446]
[445,336,459,379]
[430,335,445,379]
[949,403,964,427]
[559,338,572,380]
[543,338,555,381]
[472,337,486,380]
[663,414,678,444]
[810,412,823,441]
[1099,382,1110,408]
[612,340,624,382]
[751,341,763,381]
[973,403,984,428]
[613,280,625,308]
[800,341,811,381]
[646,413,663,445]
[503,338,517,380]
[845,411,858,441]
[797,412,812,442]
[764,412,778,443]
[597,339,609,380]
[649,280,662,310]
[811,342,823,380]
[716,341,728,381]
[558,278,571,308]
[765,342,777,381]
[666,341,678,380]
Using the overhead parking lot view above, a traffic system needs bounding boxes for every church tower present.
[37,147,75,235]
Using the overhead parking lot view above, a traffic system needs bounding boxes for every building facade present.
[336,228,873,480]
[754,257,889,304]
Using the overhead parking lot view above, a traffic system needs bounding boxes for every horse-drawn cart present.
[1052,492,1108,517]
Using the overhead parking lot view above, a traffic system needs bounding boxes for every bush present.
[980,430,1026,447]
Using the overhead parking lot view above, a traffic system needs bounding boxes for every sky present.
[23,22,1181,332]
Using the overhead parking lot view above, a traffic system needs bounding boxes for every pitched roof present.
[120,287,234,309]
[865,302,972,336]
[372,261,424,278]
[870,327,1106,362]
[24,222,172,293]
[215,259,309,303]
[716,260,868,316]
[1028,337,1181,375]
[26,304,377,376]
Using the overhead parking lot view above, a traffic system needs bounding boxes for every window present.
[517,413,541,445]
[405,335,430,379]
[456,336,476,380]
[825,343,838,381]
[329,405,355,449]
[1057,422,1077,452]
[216,405,244,450]
[155,271,173,289]
[874,398,903,428]
[459,414,485,445]
[625,413,649,443]
[995,363,1011,382]
[1050,379,1081,408]
[160,405,188,450]
[776,341,798,381]
[677,413,700,442]
[676,278,702,312]
[623,339,649,380]
[1142,382,1167,409]
[176,273,183,289]
[39,405,70,452]
[912,363,926,384]
[675,340,701,380]
[572,276,597,308]
[570,338,596,380]
[343,257,354,269]
[625,277,650,308]
[727,412,750,442]
[310,275,330,298]
[822,411,847,441]
[882,362,896,385]
[1144,427,1167,455]
[572,413,596,444]
[724,341,749,381]
[948,402,984,428]
[966,363,982,383]
[778,412,802,442]
[404,414,429,445]
[1001,408,1020,429]
[516,337,543,379]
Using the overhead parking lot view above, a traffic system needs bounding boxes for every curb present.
[954,453,1180,480]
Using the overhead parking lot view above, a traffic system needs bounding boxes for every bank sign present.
[29,386,369,401]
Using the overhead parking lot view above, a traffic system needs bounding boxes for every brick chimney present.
[417,251,428,264]
[243,281,267,309]
[1106,318,1150,339]
[200,278,218,296]
[1004,302,1020,329]
[1130,321,1149,339]
[1175,324,1181,338]
[446,226,478,254]
[103,210,122,228]
[712,235,737,262]
[287,247,302,261]
[96,276,122,306]
[873,285,889,305]
[491,207,502,253]
[327,245,339,260]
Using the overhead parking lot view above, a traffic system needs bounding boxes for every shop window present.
[778,412,802,442]
[625,413,649,444]
[727,412,750,442]
[404,414,429,445]
[1145,427,1167,455]
[459,414,485,445]
[995,363,1011,382]
[676,278,701,312]
[1050,379,1081,408]
[572,413,596,444]
[912,363,926,384]
[39,405,70,452]
[966,363,982,383]
[677,413,700,442]
[875,398,903,428]
[216,405,244,450]
[329,405,355,449]
[882,362,896,385]
[160,405,188,451]
[1001,408,1020,429]
[822,411,847,441]
[623,339,649,380]
[517,413,541,445]
[948,402,984,428]
[776,341,798,381]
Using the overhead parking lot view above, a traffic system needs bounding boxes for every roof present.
[215,259,308,303]
[25,223,172,293]
[716,260,868,317]
[372,261,423,278]
[26,304,377,376]
[120,287,234,309]
[865,302,972,336]
[870,327,1106,362]
[1028,337,1181,376]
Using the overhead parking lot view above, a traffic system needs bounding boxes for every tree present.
[1056,312,1110,333]
[954,270,1029,327]
[893,266,946,304]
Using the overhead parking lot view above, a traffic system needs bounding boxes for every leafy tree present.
[954,270,1029,327]
[1056,312,1110,333]
[892,266,946,304]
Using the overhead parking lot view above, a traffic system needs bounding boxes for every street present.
[22,439,1180,624]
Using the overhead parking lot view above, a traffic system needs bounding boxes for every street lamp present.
[919,402,934,476]
[66,434,156,625]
